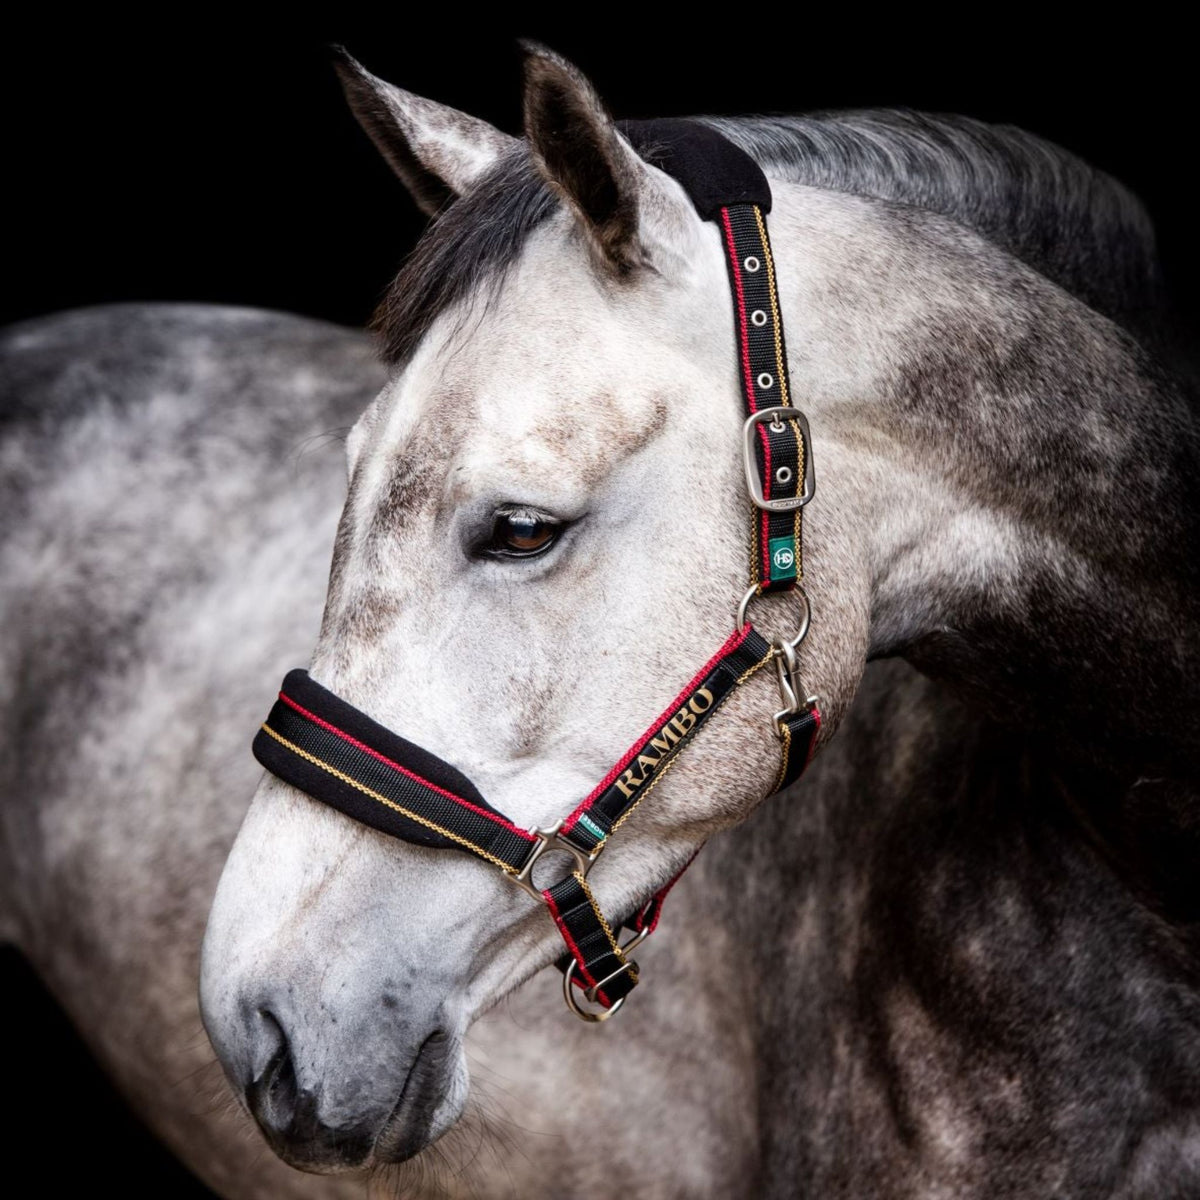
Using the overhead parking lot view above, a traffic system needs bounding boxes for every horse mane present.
[374,110,1166,365]
[702,110,1166,338]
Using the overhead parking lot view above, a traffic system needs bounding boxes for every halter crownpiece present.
[252,120,820,1021]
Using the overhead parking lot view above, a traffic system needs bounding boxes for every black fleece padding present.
[620,118,772,218]
[253,669,535,863]
[273,669,495,810]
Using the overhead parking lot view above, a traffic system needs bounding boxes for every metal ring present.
[744,256,761,272]
[737,583,811,647]
[561,921,648,1023]
[509,820,600,901]
[785,585,812,650]
[758,372,774,390]
[751,309,768,327]
[737,584,759,631]
[775,466,793,485]
[563,961,625,1022]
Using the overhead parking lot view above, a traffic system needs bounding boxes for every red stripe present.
[635,844,703,934]
[720,208,758,409]
[803,706,822,771]
[721,206,773,585]
[276,692,536,842]
[563,624,754,833]
[543,887,612,1008]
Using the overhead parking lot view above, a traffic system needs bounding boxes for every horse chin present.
[371,1032,470,1165]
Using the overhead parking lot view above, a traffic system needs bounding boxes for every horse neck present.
[783,186,1200,784]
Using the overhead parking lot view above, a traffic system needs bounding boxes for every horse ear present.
[333,48,517,217]
[520,43,694,274]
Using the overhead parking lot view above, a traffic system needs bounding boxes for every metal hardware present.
[736,584,815,733]
[510,819,600,901]
[736,584,757,632]
[562,926,651,1022]
[736,582,811,643]
[744,255,761,272]
[742,407,816,512]
[751,309,768,326]
[773,639,801,718]
[758,372,774,390]
[771,636,820,732]
[775,466,792,485]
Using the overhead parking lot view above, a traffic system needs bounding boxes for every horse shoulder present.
[0,302,381,1197]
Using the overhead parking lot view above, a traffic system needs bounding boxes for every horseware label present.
[769,537,798,581]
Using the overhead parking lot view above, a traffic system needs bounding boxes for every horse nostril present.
[245,1010,302,1139]
[241,1008,376,1168]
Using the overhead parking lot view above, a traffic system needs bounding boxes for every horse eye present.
[488,511,561,558]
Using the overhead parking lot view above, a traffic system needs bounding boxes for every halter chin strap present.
[252,120,821,1020]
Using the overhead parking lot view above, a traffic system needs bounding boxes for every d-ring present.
[561,926,650,1022]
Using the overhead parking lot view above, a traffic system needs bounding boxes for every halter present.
[252,121,821,1021]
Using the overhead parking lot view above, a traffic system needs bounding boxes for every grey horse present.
[3,44,1197,1199]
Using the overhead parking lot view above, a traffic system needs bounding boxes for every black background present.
[3,15,1193,1196]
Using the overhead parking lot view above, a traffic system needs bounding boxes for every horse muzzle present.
[208,992,467,1172]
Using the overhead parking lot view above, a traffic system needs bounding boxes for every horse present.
[3,41,1197,1199]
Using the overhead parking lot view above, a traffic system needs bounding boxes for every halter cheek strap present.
[252,120,821,1020]
[621,119,811,594]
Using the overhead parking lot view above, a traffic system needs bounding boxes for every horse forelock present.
[372,150,558,366]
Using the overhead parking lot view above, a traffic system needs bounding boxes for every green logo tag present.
[768,537,797,581]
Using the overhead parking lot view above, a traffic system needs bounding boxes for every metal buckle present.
[561,926,651,1022]
[742,407,815,512]
[510,819,601,901]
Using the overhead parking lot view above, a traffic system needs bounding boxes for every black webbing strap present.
[558,626,773,855]
[254,629,774,887]
[547,872,639,1008]
[251,628,795,1013]
[254,671,537,872]
[624,119,810,593]
[776,706,822,792]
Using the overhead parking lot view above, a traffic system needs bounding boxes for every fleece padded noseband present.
[253,120,821,1018]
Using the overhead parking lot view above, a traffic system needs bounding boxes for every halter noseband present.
[252,121,821,1021]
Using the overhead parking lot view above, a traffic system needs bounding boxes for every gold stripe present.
[772,719,792,793]
[754,205,805,578]
[574,871,625,961]
[259,724,516,872]
[609,655,772,835]
[754,206,791,409]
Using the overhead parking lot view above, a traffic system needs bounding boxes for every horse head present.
[200,39,1191,1176]
[200,44,868,1171]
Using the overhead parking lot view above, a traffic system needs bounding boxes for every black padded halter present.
[252,120,821,1019]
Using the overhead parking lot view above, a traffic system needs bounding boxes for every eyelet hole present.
[758,372,774,390]
[775,466,793,485]
[751,310,768,327]
[744,256,761,273]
